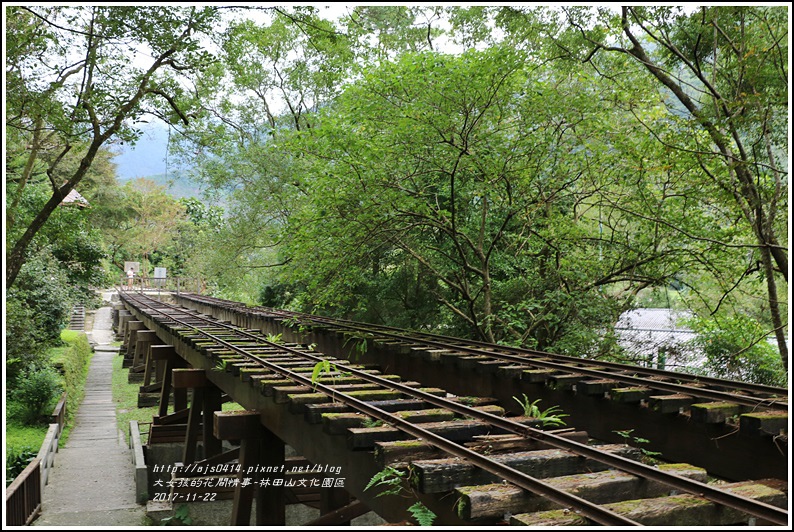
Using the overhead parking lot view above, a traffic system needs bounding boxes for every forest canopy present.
[4,5,789,382]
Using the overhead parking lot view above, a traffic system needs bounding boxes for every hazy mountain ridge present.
[118,170,204,200]
[112,124,220,202]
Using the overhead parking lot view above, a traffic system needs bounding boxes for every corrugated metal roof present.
[61,188,90,208]
[615,308,692,332]
[614,308,701,370]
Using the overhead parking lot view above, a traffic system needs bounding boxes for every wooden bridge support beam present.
[122,321,144,366]
[149,346,185,418]
[132,330,158,372]
[306,500,370,527]
[116,310,132,339]
[172,369,224,466]
[112,303,125,332]
[203,387,224,459]
[320,486,353,525]
[215,411,286,526]
[175,369,205,465]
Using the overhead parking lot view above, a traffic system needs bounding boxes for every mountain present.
[121,171,207,200]
[112,124,172,179]
[112,123,228,205]
[113,124,210,201]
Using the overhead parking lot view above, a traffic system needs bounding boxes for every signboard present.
[124,261,141,273]
[154,267,167,287]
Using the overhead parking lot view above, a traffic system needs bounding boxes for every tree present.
[562,6,788,368]
[473,5,788,368]
[269,47,693,354]
[90,178,187,278]
[5,5,220,288]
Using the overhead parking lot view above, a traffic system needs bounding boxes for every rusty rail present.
[237,298,789,402]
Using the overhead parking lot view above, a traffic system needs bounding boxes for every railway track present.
[175,293,788,407]
[171,293,789,480]
[118,291,788,526]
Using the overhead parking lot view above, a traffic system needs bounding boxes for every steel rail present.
[123,294,639,525]
[123,293,789,526]
[259,307,787,410]
[176,294,788,399]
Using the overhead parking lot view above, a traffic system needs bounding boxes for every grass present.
[6,328,92,446]
[5,422,47,484]
[50,329,83,365]
[111,353,158,446]
[110,344,245,446]
[6,328,92,481]
[5,423,48,454]
[59,329,83,344]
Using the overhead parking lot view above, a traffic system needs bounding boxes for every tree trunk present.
[6,141,100,287]
[760,245,788,370]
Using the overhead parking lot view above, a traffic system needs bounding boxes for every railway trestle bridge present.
[113,290,789,526]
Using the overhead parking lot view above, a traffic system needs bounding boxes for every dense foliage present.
[4,6,788,385]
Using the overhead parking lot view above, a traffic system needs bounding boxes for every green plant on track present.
[365,466,437,525]
[512,394,568,428]
[613,428,662,463]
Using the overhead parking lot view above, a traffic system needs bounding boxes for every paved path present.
[33,292,149,527]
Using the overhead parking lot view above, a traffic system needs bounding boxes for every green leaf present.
[407,502,436,526]
[364,466,406,498]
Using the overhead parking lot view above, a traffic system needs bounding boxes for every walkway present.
[33,291,148,527]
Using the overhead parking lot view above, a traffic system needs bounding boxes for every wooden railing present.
[5,458,43,525]
[129,421,149,504]
[37,424,60,487]
[51,393,67,436]
[117,276,205,295]
[5,393,67,526]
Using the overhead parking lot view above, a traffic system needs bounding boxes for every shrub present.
[58,332,93,426]
[685,314,786,386]
[5,297,47,379]
[5,446,39,486]
[10,366,64,425]
[6,249,73,380]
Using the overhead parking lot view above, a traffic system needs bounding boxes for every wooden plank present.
[348,419,506,451]
[610,387,652,403]
[548,373,586,391]
[522,369,554,383]
[496,365,528,379]
[509,480,787,526]
[455,463,708,521]
[305,399,428,424]
[305,500,369,526]
[150,345,178,360]
[689,402,742,424]
[173,368,208,389]
[413,444,643,494]
[739,410,788,436]
[464,429,589,454]
[577,379,620,396]
[214,410,263,440]
[375,440,445,468]
[153,408,190,426]
[273,383,381,404]
[289,390,404,414]
[649,394,694,414]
